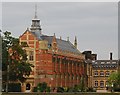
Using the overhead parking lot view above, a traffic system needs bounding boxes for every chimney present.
[60,36,62,40]
[92,54,97,60]
[110,52,113,60]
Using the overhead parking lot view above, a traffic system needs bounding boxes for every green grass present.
[1,92,120,95]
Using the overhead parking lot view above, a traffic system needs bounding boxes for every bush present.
[32,87,37,92]
[114,87,120,92]
[86,87,96,92]
[8,83,21,92]
[37,82,47,92]
[46,87,50,92]
[73,85,79,92]
[57,87,64,92]
[68,87,74,92]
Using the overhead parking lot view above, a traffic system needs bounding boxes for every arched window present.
[26,83,31,90]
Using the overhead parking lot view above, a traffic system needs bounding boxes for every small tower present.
[30,4,42,35]
[60,36,62,40]
[74,36,77,48]
[52,33,57,52]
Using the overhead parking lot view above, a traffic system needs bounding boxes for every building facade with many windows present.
[92,60,118,90]
[84,51,119,90]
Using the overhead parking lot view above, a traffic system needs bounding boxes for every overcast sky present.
[2,2,118,60]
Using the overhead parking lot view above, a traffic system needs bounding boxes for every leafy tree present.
[2,31,34,83]
[108,72,120,89]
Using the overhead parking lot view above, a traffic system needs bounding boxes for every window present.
[106,71,110,77]
[112,62,116,64]
[107,62,110,64]
[100,81,104,88]
[95,81,98,87]
[29,51,34,61]
[100,71,104,76]
[94,71,98,76]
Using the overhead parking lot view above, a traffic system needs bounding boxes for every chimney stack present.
[110,52,113,60]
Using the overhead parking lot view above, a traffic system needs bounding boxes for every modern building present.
[84,51,119,91]
[19,10,85,92]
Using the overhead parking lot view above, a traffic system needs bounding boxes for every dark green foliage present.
[73,85,79,92]
[32,87,37,92]
[114,87,120,92]
[68,87,74,92]
[37,82,48,92]
[2,31,34,83]
[46,87,50,92]
[8,83,21,92]
[57,87,64,92]
[108,72,120,89]
[86,87,96,92]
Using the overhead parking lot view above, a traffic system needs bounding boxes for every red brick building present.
[19,12,85,92]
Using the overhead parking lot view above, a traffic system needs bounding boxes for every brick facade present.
[19,30,85,92]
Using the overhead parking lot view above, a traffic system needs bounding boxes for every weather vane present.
[34,4,37,19]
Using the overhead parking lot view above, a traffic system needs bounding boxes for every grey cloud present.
[2,2,118,59]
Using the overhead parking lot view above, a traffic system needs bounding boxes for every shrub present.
[37,82,47,92]
[46,87,50,92]
[114,87,120,92]
[86,87,96,92]
[8,83,21,92]
[57,87,64,92]
[32,87,37,92]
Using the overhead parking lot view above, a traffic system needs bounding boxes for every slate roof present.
[56,39,81,54]
[92,60,118,68]
[31,31,43,40]
[31,33,81,55]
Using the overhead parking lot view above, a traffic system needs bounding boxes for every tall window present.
[100,81,104,88]
[95,81,98,87]
[94,71,98,76]
[100,71,104,76]
[29,51,34,61]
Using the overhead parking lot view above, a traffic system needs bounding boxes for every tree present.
[2,31,34,83]
[108,72,120,91]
